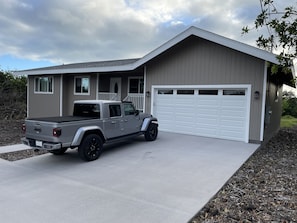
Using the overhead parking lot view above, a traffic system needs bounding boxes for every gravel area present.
[0,120,296,222]
[190,127,297,222]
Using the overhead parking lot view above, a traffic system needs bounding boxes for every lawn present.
[281,115,297,128]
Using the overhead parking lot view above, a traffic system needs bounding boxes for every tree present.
[242,0,297,71]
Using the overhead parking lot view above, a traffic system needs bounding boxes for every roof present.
[15,26,281,76]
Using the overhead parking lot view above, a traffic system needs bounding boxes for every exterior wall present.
[263,81,283,142]
[28,75,61,118]
[62,74,98,115]
[145,36,265,142]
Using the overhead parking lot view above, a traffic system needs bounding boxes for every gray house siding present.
[263,81,283,142]
[62,74,98,115]
[145,36,265,142]
[28,75,61,118]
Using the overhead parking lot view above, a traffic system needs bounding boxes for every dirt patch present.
[0,119,25,146]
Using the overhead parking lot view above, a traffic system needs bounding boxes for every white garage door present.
[153,87,250,142]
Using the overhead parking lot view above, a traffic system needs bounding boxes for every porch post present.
[96,73,99,100]
[60,75,63,116]
[143,66,147,113]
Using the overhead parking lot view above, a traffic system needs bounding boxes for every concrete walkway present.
[0,132,259,223]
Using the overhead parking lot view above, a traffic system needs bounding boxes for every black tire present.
[49,148,68,155]
[78,134,103,161]
[144,124,158,141]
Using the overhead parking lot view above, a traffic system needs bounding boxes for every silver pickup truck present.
[22,100,158,161]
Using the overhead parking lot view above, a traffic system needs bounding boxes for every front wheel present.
[144,124,158,141]
[78,134,103,161]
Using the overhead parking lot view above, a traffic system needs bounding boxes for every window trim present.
[34,76,54,94]
[74,76,90,95]
[128,76,144,94]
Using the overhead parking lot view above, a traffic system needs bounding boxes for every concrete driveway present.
[0,132,258,223]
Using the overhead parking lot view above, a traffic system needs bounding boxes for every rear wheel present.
[78,134,103,161]
[144,124,158,141]
[49,148,68,155]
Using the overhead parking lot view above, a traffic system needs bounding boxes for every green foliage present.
[0,68,27,119]
[282,96,297,118]
[281,115,297,128]
[242,0,297,68]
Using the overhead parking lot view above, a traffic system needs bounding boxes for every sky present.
[0,0,296,72]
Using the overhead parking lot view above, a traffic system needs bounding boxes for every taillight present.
[21,124,26,133]
[53,128,62,137]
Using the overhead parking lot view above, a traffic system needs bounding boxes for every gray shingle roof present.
[22,58,140,72]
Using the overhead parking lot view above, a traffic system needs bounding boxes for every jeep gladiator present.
[22,100,158,161]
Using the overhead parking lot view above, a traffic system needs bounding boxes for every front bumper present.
[21,137,62,150]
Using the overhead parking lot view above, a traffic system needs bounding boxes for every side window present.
[34,76,53,93]
[124,103,135,116]
[109,105,121,117]
[73,104,100,118]
[74,76,90,95]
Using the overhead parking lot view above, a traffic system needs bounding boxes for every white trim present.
[143,66,147,112]
[152,84,251,90]
[27,77,29,117]
[73,76,91,96]
[260,62,268,141]
[245,85,252,144]
[59,75,63,116]
[96,73,99,100]
[151,84,251,143]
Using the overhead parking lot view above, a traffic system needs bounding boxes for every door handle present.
[111,121,116,124]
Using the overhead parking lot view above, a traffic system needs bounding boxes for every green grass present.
[281,115,297,128]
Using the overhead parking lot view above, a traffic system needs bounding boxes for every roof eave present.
[134,26,280,68]
[15,64,135,76]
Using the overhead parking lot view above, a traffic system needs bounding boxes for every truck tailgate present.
[25,119,61,143]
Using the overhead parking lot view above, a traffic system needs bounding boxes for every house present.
[16,26,294,144]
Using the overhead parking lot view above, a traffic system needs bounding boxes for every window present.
[124,103,136,116]
[34,77,53,93]
[223,89,245,96]
[129,77,144,93]
[73,104,100,118]
[199,90,218,95]
[74,77,90,94]
[158,89,173,95]
[109,104,121,117]
[177,90,194,95]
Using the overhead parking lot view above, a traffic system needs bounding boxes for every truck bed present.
[27,116,98,123]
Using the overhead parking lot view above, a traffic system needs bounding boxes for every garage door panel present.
[154,87,248,142]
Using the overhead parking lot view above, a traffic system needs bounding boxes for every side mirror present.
[135,110,139,116]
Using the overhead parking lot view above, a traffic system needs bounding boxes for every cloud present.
[0,0,295,68]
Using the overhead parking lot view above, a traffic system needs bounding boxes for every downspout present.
[260,62,268,141]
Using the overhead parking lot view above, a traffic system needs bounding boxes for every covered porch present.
[97,71,145,111]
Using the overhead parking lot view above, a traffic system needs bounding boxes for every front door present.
[110,78,121,101]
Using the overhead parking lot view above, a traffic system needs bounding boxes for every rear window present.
[73,104,100,118]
